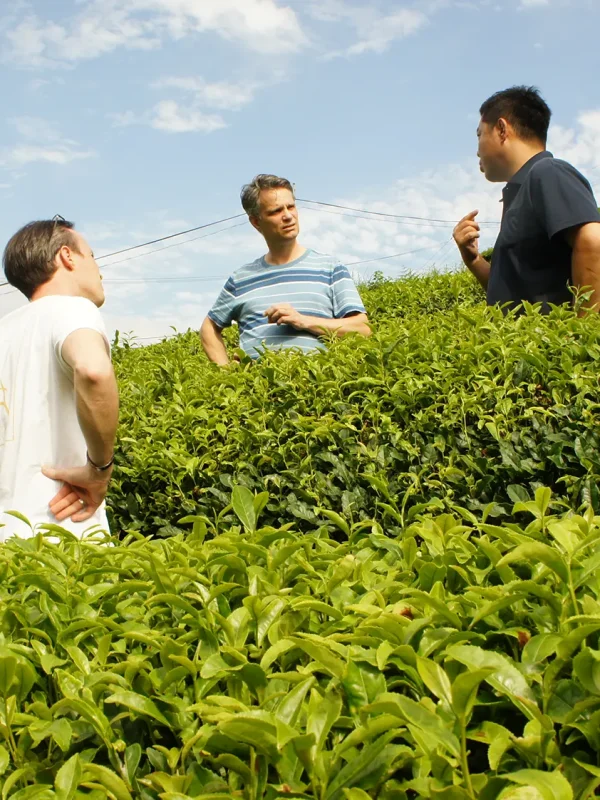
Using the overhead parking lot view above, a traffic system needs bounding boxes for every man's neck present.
[264,240,306,266]
[506,142,546,182]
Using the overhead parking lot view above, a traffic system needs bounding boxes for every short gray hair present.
[240,174,294,218]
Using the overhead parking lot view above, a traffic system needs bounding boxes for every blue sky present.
[1,0,599,340]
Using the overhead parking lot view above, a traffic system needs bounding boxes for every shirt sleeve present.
[530,160,600,240]
[331,263,367,318]
[207,276,238,328]
[52,298,110,370]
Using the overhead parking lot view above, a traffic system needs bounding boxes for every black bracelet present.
[87,452,115,472]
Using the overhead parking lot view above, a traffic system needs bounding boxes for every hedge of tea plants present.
[1,488,600,799]
[1,269,599,799]
[109,270,600,537]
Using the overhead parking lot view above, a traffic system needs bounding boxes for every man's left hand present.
[264,303,308,330]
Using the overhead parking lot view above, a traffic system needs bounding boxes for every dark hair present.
[3,218,80,298]
[240,174,294,217]
[480,86,551,144]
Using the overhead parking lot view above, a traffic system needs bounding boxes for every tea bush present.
[1,490,600,799]
[109,270,600,537]
[3,269,600,798]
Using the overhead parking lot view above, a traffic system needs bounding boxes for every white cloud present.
[344,9,427,56]
[309,1,428,59]
[2,144,94,167]
[110,101,227,133]
[0,117,95,170]
[150,101,227,134]
[3,0,307,68]
[112,76,264,134]
[152,77,259,111]
[520,0,549,6]
[548,110,600,175]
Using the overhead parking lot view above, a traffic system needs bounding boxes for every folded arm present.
[264,304,371,338]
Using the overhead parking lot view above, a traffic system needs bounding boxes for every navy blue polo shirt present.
[487,151,600,311]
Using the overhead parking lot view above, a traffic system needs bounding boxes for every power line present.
[100,221,248,270]
[0,212,247,287]
[345,243,443,267]
[298,198,500,226]
[299,204,463,229]
[95,213,246,261]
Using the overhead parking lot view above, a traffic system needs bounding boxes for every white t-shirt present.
[0,296,111,541]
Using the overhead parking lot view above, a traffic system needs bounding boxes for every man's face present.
[477,118,507,182]
[70,231,105,307]
[253,188,299,243]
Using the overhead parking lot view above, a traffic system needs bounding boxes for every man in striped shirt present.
[200,174,371,363]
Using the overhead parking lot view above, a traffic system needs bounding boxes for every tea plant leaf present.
[496,544,568,583]
[232,486,257,533]
[106,691,171,727]
[81,764,133,800]
[447,645,537,707]
[55,754,81,800]
[499,769,573,800]
[416,656,453,707]
[451,668,495,722]
[365,693,460,757]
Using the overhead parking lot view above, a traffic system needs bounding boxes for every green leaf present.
[253,491,270,523]
[81,764,133,800]
[306,688,342,762]
[417,656,453,707]
[522,634,562,665]
[125,743,142,783]
[0,746,9,776]
[0,656,17,696]
[447,645,537,710]
[342,660,387,714]
[496,543,568,584]
[452,668,495,723]
[573,647,600,695]
[365,693,460,757]
[325,733,407,799]
[276,676,315,726]
[106,691,171,727]
[319,509,350,536]
[499,769,573,800]
[55,754,82,800]
[232,486,256,533]
[289,636,345,678]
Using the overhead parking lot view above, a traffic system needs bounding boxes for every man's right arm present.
[453,210,491,289]
[42,329,119,523]
[201,317,230,365]
[63,329,118,466]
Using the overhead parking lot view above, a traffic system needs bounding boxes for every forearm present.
[572,239,600,313]
[74,369,119,465]
[201,318,229,364]
[464,253,491,289]
[301,314,371,338]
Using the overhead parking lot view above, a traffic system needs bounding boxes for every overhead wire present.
[100,221,248,271]
[298,197,500,226]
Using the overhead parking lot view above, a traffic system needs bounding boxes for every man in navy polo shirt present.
[454,86,600,312]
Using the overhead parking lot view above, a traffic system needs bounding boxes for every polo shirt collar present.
[508,150,553,186]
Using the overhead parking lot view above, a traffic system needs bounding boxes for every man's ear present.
[497,117,509,144]
[249,215,261,233]
[56,245,76,272]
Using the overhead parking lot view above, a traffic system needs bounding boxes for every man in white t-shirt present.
[0,216,119,540]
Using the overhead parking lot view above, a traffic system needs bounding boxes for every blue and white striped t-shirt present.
[208,249,366,359]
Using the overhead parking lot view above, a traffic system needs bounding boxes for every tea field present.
[2,269,600,800]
